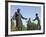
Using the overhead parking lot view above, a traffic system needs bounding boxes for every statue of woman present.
[13,8,27,31]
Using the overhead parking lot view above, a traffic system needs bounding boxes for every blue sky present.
[11,5,41,27]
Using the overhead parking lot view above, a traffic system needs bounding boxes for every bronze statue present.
[13,8,27,31]
[33,13,41,30]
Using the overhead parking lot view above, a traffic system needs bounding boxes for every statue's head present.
[35,13,38,16]
[17,8,20,13]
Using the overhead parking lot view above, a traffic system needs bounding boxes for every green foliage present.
[11,19,41,31]
[30,22,38,30]
[22,25,27,31]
